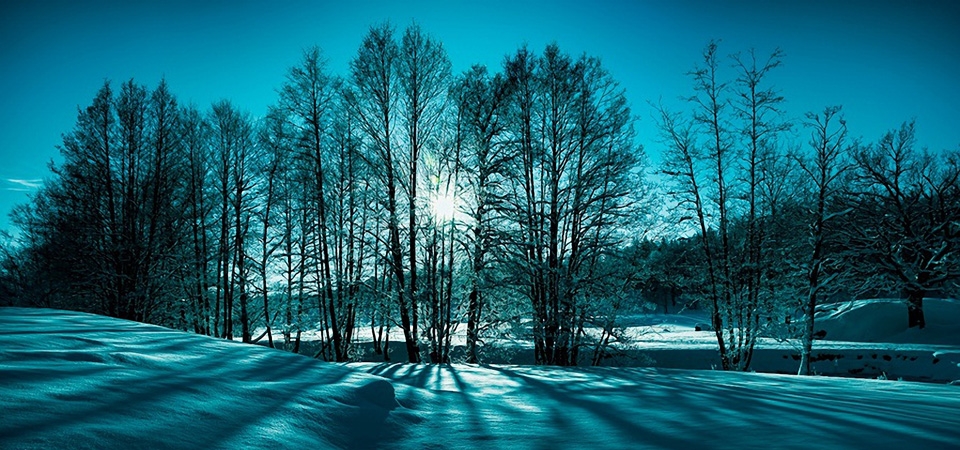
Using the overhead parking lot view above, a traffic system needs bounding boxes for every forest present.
[1,24,958,372]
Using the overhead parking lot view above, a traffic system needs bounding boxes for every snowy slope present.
[3,307,960,449]
[359,363,960,450]
[815,298,960,345]
[0,308,416,449]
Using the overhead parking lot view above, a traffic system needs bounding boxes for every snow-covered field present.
[2,307,959,449]
[331,299,960,382]
[604,298,960,382]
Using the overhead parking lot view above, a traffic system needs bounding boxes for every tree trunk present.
[798,289,817,376]
[906,287,926,329]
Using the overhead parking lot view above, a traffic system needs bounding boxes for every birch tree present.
[795,105,851,375]
[397,24,452,350]
[454,65,512,363]
[659,41,790,371]
[347,24,421,362]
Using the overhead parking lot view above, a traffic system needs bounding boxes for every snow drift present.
[0,308,414,449]
[815,298,960,345]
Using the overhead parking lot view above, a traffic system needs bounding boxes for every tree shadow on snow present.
[0,311,410,449]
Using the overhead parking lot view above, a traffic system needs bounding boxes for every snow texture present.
[2,307,959,449]
[0,308,414,449]
[333,299,960,382]
[815,298,960,345]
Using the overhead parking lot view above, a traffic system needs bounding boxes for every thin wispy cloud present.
[6,179,42,189]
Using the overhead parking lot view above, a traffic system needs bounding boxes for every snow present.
[0,308,415,449]
[600,299,960,382]
[357,363,960,450]
[336,300,960,382]
[3,307,960,449]
[815,298,960,345]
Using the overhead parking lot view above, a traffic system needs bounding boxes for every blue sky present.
[1,0,958,233]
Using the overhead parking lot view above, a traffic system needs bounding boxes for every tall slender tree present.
[659,41,791,371]
[729,47,790,370]
[209,100,256,340]
[180,105,213,335]
[795,105,851,375]
[347,24,421,362]
[454,65,513,363]
[397,24,452,348]
[505,44,642,365]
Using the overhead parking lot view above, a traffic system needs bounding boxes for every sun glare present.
[431,190,457,221]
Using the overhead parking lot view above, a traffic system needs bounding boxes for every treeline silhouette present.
[1,28,957,370]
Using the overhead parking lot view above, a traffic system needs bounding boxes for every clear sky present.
[2,0,959,233]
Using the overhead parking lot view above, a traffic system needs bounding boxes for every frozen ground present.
[2,307,959,449]
[604,298,960,382]
[305,299,960,382]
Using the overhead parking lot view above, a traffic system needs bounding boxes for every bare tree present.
[659,41,790,371]
[209,100,256,341]
[421,109,460,364]
[347,23,421,362]
[454,65,512,363]
[729,47,790,370]
[397,24,452,351]
[143,80,188,327]
[845,122,960,328]
[324,88,371,361]
[667,41,739,370]
[180,105,214,335]
[279,46,362,360]
[253,107,294,348]
[795,106,851,375]
[505,45,642,365]
[11,80,188,325]
[31,82,119,315]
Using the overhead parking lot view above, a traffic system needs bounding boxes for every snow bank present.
[815,298,960,345]
[0,308,416,449]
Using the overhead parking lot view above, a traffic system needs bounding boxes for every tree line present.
[1,29,957,371]
[0,23,645,366]
[651,41,960,373]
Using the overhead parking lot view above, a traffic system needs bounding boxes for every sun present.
[430,189,458,221]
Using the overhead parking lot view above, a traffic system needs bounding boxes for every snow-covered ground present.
[813,298,960,345]
[605,298,960,382]
[2,307,959,449]
[330,299,960,382]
